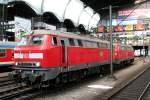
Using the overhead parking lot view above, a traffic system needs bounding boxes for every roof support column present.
[109,5,116,80]
[63,0,72,20]
[87,12,96,30]
[41,0,45,14]
[77,6,87,25]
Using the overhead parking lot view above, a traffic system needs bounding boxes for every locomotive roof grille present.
[33,30,109,44]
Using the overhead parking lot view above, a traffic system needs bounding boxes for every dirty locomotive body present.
[10,30,134,86]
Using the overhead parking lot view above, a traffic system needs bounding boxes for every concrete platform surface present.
[33,57,150,100]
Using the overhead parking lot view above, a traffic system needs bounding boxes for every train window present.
[18,37,29,46]
[61,40,65,46]
[77,39,83,46]
[100,42,108,48]
[60,37,69,46]
[121,46,126,50]
[52,37,57,45]
[69,38,75,46]
[0,49,6,57]
[12,49,14,58]
[97,43,100,48]
[101,42,105,48]
[85,41,91,47]
[91,42,98,48]
[106,43,109,48]
[31,36,43,45]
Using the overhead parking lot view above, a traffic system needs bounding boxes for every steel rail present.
[137,81,150,100]
[0,87,33,100]
[108,65,150,100]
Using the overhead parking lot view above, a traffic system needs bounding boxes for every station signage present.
[134,23,144,31]
[97,26,105,33]
[114,25,124,32]
[118,9,150,18]
[124,24,134,31]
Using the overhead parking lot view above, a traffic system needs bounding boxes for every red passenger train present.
[11,30,134,85]
[0,41,16,69]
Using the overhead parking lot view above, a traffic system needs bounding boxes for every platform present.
[32,57,150,100]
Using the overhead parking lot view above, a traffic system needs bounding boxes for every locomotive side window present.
[0,49,6,58]
[52,37,57,45]
[60,37,69,46]
[100,42,108,48]
[121,46,126,50]
[91,42,98,48]
[31,36,43,45]
[84,41,91,47]
[12,49,14,58]
[77,39,83,46]
[69,38,75,46]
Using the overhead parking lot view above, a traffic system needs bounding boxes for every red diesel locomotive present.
[0,41,16,68]
[11,30,134,85]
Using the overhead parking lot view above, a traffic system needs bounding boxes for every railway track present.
[0,73,36,100]
[108,66,150,100]
[0,84,34,100]
[0,74,15,88]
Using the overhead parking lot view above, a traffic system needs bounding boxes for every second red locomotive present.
[11,30,134,85]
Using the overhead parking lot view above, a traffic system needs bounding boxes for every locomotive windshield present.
[30,36,43,45]
[17,35,44,46]
[17,37,30,46]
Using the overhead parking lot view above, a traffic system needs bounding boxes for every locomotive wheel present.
[83,70,87,78]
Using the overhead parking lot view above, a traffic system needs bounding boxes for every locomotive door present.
[60,38,68,67]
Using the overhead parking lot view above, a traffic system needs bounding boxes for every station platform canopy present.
[0,0,144,31]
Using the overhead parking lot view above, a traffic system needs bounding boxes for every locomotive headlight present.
[15,62,18,66]
[36,62,40,67]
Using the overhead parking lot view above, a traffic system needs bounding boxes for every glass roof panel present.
[79,7,94,29]
[64,0,84,25]
[89,13,100,29]
[43,0,70,21]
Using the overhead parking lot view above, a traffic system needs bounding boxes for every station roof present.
[0,0,146,32]
[81,0,143,16]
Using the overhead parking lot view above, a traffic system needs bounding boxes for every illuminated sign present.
[118,9,150,17]
[134,23,144,30]
[114,25,124,32]
[124,24,133,31]
[97,26,105,33]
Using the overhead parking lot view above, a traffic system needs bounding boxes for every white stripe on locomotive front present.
[14,53,23,58]
[29,53,43,59]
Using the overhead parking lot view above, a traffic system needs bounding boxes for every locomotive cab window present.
[18,37,30,46]
[31,36,43,45]
[0,49,6,57]
[52,37,57,46]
